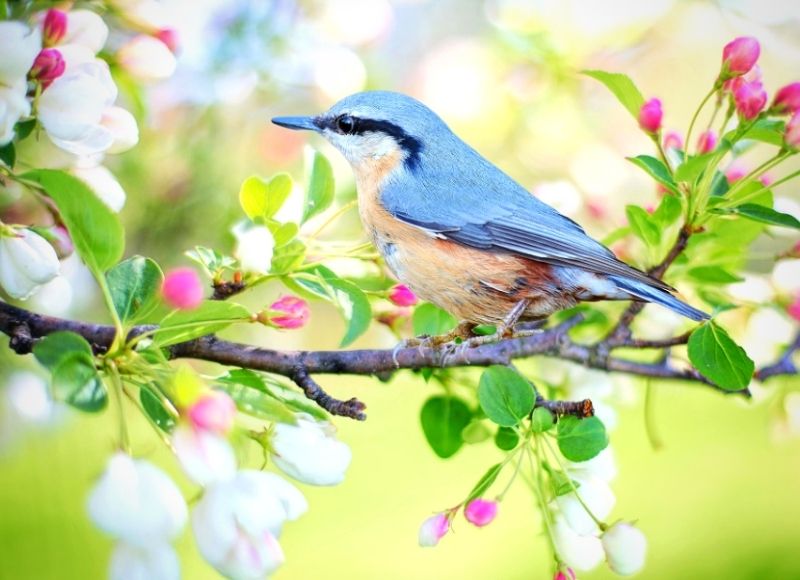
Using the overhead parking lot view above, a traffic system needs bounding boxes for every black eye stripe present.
[323,116,424,171]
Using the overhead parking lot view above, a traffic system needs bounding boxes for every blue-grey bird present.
[272,91,708,332]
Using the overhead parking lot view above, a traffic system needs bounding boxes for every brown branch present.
[756,331,800,381]
[536,396,594,418]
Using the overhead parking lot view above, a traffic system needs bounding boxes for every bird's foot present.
[392,321,477,367]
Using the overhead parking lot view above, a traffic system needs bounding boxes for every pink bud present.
[418,513,449,547]
[464,498,498,527]
[388,284,418,307]
[773,83,800,115]
[638,98,662,134]
[268,295,310,329]
[29,49,66,88]
[725,163,747,184]
[376,307,411,328]
[787,295,800,322]
[785,112,800,148]
[662,130,683,151]
[696,130,718,154]
[554,569,576,580]
[162,267,205,310]
[42,9,68,46]
[723,65,761,94]
[49,225,74,259]
[154,28,179,54]
[734,81,767,120]
[759,173,774,186]
[187,390,237,434]
[722,36,760,77]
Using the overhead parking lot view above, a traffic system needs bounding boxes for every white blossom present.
[172,425,236,486]
[117,35,177,82]
[0,21,41,85]
[271,413,352,486]
[109,542,180,580]
[62,10,109,55]
[0,228,60,300]
[602,522,647,575]
[38,60,119,156]
[565,447,618,483]
[102,106,140,154]
[0,80,31,147]
[87,453,187,546]
[553,475,616,535]
[234,224,274,274]
[192,471,307,579]
[71,164,127,212]
[552,515,604,572]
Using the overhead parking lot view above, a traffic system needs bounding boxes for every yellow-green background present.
[2,0,800,578]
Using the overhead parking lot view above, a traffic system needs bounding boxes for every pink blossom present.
[662,130,683,151]
[269,296,310,329]
[418,513,449,547]
[42,9,67,46]
[187,390,237,434]
[788,295,800,322]
[725,163,748,184]
[696,130,717,153]
[638,98,662,134]
[772,82,800,115]
[29,49,65,88]
[723,65,761,94]
[759,173,774,186]
[162,267,204,310]
[786,113,800,148]
[464,498,498,527]
[154,28,179,53]
[388,284,418,307]
[734,81,767,120]
[554,569,576,580]
[721,36,760,77]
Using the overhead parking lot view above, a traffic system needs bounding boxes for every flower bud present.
[721,36,760,77]
[162,267,204,310]
[270,413,351,485]
[464,498,498,527]
[268,295,310,329]
[376,307,412,329]
[418,513,449,547]
[601,522,647,576]
[771,82,800,115]
[696,129,717,154]
[87,453,187,546]
[187,390,237,435]
[637,98,662,134]
[43,9,68,46]
[0,228,60,300]
[29,49,65,88]
[725,163,747,184]
[172,425,236,486]
[33,225,73,260]
[117,35,177,82]
[786,113,800,149]
[788,294,800,322]
[110,542,180,580]
[554,568,576,580]
[102,106,139,154]
[662,130,683,151]
[553,476,615,535]
[388,283,418,307]
[155,28,179,54]
[552,516,604,571]
[734,81,767,120]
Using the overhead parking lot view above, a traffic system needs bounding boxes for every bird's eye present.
[335,115,357,134]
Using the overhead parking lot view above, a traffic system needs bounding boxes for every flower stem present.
[108,363,131,454]
[686,87,719,155]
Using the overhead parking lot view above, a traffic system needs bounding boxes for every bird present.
[272,91,708,340]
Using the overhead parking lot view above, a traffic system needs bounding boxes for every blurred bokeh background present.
[2,0,800,578]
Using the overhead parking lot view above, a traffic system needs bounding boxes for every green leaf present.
[217,369,324,421]
[549,470,580,497]
[186,246,237,276]
[15,119,36,140]
[271,239,307,275]
[51,353,107,412]
[651,194,682,229]
[22,169,124,274]
[465,463,503,504]
[494,426,519,450]
[625,205,660,247]
[556,416,609,462]
[674,152,716,183]
[0,142,15,168]
[412,303,457,336]
[420,396,473,458]
[303,149,335,222]
[729,118,786,147]
[154,301,251,347]
[688,266,743,284]
[106,256,164,325]
[33,331,93,370]
[462,420,492,444]
[477,366,535,427]
[627,155,678,194]
[140,387,176,432]
[716,204,800,230]
[531,406,555,433]
[238,174,293,220]
[582,70,645,119]
[688,321,754,390]
[218,380,296,424]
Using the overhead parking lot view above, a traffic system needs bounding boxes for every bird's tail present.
[608,275,710,322]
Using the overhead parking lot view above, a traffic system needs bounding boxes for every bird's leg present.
[460,299,533,348]
[399,320,477,349]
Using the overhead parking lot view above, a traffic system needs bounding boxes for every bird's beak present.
[271,116,319,131]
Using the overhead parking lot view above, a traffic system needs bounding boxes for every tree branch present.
[756,331,800,381]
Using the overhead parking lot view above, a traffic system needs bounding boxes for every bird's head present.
[272,91,449,172]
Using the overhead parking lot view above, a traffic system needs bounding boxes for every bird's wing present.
[380,170,673,292]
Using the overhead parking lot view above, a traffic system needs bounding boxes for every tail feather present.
[608,275,710,322]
